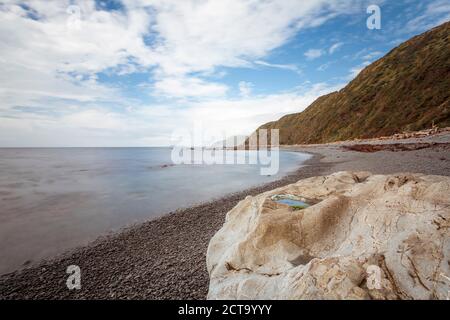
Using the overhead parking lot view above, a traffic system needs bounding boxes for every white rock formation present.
[207,172,450,300]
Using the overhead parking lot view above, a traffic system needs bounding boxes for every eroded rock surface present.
[207,172,450,300]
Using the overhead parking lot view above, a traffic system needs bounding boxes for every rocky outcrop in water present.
[207,172,450,299]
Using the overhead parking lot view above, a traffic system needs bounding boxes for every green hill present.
[254,21,450,145]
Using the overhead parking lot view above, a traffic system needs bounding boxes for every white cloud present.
[0,82,344,147]
[145,0,358,75]
[405,0,450,33]
[153,81,345,145]
[143,0,357,97]
[317,63,330,71]
[0,2,155,74]
[349,66,363,79]
[362,51,383,60]
[329,42,343,54]
[61,109,129,131]
[238,81,253,97]
[0,0,153,111]
[254,60,301,74]
[304,49,324,60]
[0,0,359,104]
[153,76,228,99]
[348,61,371,79]
[0,0,363,146]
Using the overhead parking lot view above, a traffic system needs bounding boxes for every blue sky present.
[0,0,449,146]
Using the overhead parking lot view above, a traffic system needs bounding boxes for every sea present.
[0,147,311,274]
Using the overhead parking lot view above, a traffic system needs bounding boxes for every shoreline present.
[0,153,330,299]
[0,133,449,299]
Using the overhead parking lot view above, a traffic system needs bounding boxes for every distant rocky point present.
[211,135,248,149]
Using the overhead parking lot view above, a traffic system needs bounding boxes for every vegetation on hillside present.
[254,21,450,145]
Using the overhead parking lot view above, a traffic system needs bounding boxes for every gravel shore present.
[0,133,449,299]
[0,154,331,299]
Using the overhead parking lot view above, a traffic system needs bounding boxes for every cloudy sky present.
[0,0,449,147]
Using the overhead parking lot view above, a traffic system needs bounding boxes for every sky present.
[0,0,449,147]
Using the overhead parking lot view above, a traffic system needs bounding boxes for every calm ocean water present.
[0,148,310,274]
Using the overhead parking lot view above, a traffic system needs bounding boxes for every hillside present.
[253,21,450,145]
